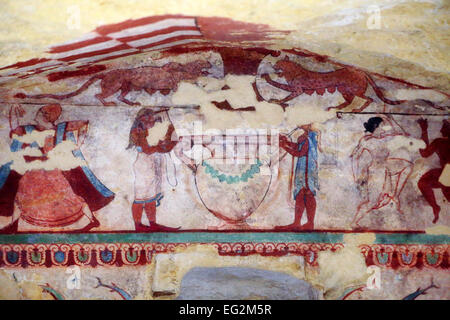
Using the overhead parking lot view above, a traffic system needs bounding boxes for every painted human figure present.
[128,108,180,232]
[0,104,115,233]
[350,116,413,228]
[276,124,321,230]
[417,118,449,223]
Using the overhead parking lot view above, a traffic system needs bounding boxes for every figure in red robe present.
[0,104,115,233]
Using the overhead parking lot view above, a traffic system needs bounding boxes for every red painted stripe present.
[49,36,111,53]
[58,43,133,62]
[136,34,204,50]
[196,16,286,42]
[158,44,217,56]
[47,65,107,82]
[9,61,75,78]
[17,70,45,78]
[87,50,143,64]
[96,14,193,36]
[0,58,50,71]
[15,65,64,79]
[87,40,204,64]
[116,25,200,43]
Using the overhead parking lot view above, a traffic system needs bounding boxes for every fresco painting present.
[0,14,448,300]
[0,104,115,233]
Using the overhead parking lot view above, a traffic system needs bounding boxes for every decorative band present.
[133,193,164,206]
[0,242,447,269]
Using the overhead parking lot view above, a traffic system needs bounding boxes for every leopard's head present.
[187,60,212,76]
[273,56,297,75]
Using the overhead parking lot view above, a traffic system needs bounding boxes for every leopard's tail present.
[366,74,448,110]
[252,81,265,102]
[14,74,103,101]
[365,74,405,105]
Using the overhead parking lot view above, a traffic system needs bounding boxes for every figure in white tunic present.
[128,108,179,232]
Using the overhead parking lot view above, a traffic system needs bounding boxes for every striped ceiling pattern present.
[0,15,206,83]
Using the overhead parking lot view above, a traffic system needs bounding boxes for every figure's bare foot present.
[136,223,180,232]
[377,193,392,208]
[135,223,152,232]
[77,217,100,232]
[301,223,314,231]
[274,224,303,231]
[148,223,181,232]
[350,219,362,230]
[351,225,366,232]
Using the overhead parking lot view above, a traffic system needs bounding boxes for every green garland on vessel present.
[202,159,262,184]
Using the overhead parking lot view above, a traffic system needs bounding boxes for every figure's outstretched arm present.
[173,136,196,172]
[67,120,89,147]
[419,139,439,158]
[278,128,300,162]
[416,118,439,158]
[417,118,430,145]
[350,136,367,159]
[280,135,308,157]
[155,125,178,153]
[131,128,158,155]
[385,116,408,136]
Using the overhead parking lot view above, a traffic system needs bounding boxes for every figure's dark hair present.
[126,109,156,150]
[364,117,383,133]
[38,104,62,124]
[127,108,169,149]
